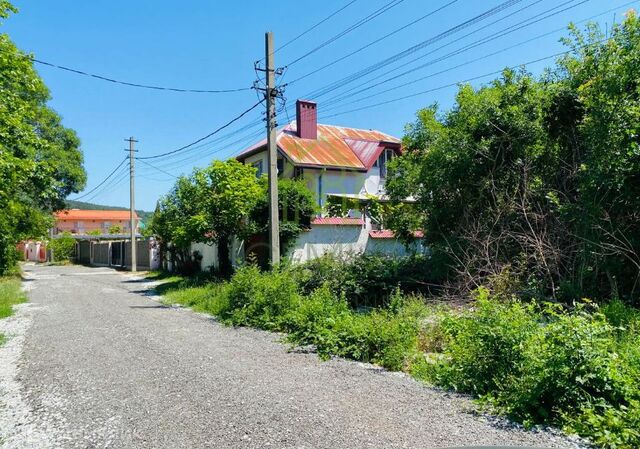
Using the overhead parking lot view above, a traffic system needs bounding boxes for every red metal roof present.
[55,210,138,221]
[238,122,400,170]
[369,230,424,239]
[311,217,364,226]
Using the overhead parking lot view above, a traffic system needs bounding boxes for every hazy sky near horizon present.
[4,0,636,210]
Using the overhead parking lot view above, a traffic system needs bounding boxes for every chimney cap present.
[297,99,317,106]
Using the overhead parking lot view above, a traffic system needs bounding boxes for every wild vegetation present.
[0,275,27,345]
[386,15,640,304]
[0,1,86,274]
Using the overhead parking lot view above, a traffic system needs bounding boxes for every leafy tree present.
[249,178,317,266]
[387,14,640,302]
[0,2,86,273]
[151,175,203,273]
[108,224,122,234]
[192,160,263,276]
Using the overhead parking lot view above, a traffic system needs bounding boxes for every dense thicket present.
[387,14,640,303]
[0,1,86,273]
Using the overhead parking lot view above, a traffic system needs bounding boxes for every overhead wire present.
[288,0,526,90]
[137,100,264,160]
[69,157,128,201]
[271,0,360,56]
[285,0,408,67]
[285,0,460,85]
[26,55,252,93]
[321,0,594,110]
[319,36,611,120]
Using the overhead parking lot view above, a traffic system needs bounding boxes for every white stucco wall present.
[289,225,368,263]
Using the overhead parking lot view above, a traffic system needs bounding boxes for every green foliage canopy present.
[0,2,86,273]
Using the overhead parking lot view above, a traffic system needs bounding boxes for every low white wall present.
[288,225,424,263]
[289,225,367,263]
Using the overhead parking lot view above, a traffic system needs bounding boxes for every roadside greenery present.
[0,1,86,275]
[148,15,640,449]
[49,232,76,262]
[0,275,26,345]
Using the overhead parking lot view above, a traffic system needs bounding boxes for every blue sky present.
[4,0,637,210]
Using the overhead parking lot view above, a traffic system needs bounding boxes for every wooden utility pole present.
[126,136,138,272]
[265,32,280,265]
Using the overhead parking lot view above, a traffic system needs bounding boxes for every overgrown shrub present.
[49,232,76,261]
[292,253,435,308]
[426,293,640,448]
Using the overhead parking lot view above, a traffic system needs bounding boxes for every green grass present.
[0,275,27,345]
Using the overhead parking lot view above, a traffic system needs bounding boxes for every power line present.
[80,165,130,204]
[286,0,459,85]
[290,0,526,93]
[137,100,264,160]
[321,0,593,109]
[320,0,550,105]
[26,55,251,93]
[69,157,128,201]
[285,0,407,67]
[272,0,360,56]
[320,38,610,120]
[136,158,178,179]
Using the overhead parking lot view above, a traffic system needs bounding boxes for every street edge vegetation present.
[0,274,27,345]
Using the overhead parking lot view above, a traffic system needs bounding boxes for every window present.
[277,158,284,176]
[252,160,264,178]
[293,166,304,179]
[377,148,395,178]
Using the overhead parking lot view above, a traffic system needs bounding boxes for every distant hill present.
[64,200,153,225]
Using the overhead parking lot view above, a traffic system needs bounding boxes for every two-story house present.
[237,99,423,262]
[53,209,139,235]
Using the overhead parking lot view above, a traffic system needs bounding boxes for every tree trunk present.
[218,235,232,278]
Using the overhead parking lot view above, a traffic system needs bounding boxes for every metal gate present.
[111,241,124,267]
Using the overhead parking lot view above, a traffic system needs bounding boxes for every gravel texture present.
[0,264,591,448]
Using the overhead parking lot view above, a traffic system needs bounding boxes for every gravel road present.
[0,264,589,448]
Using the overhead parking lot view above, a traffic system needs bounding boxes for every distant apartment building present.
[53,210,139,235]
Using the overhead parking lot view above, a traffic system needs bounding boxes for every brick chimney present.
[296,99,317,139]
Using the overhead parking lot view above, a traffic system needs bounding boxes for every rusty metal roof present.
[369,230,424,239]
[311,216,364,226]
[238,122,400,171]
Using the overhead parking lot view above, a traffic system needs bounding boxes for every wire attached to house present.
[26,55,252,93]
[136,158,179,179]
[137,100,264,160]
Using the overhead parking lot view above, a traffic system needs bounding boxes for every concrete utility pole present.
[125,136,138,272]
[265,32,280,265]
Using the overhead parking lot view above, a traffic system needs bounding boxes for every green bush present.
[292,253,435,308]
[50,232,76,261]
[426,293,640,448]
